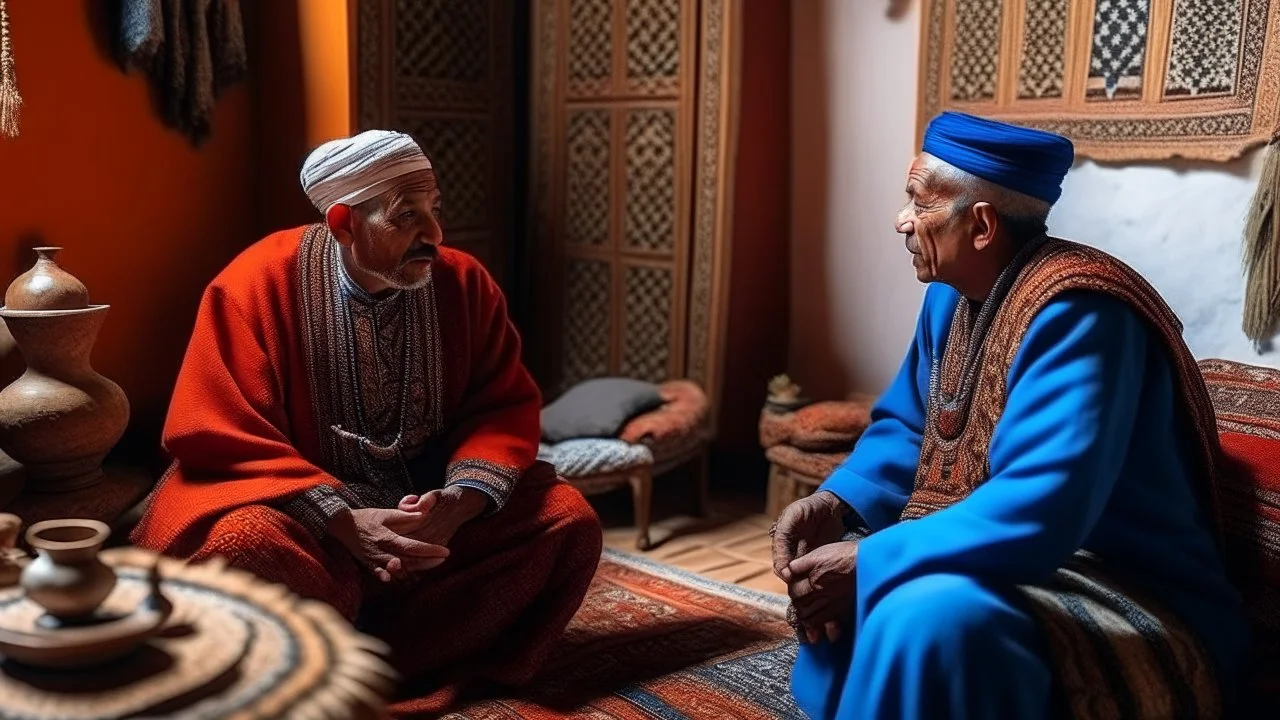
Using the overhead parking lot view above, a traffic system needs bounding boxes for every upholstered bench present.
[1199,359,1280,712]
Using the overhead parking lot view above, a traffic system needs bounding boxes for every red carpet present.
[437,549,803,719]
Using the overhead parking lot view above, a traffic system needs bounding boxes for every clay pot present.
[4,247,90,311]
[19,519,116,620]
[0,249,129,491]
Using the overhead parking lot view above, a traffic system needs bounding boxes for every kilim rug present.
[918,0,1280,161]
[441,549,804,719]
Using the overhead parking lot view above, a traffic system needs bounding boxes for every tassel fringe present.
[1243,135,1280,347]
[0,0,20,138]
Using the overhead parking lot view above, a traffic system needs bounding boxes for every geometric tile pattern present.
[562,258,613,389]
[1087,0,1151,100]
[1018,0,1068,99]
[624,109,677,254]
[950,0,1004,102]
[565,110,612,246]
[1164,0,1243,98]
[569,0,614,95]
[626,0,681,94]
[621,265,674,383]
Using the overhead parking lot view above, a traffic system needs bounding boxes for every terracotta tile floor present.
[593,477,786,596]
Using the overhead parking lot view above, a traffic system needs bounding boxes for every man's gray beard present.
[375,266,432,291]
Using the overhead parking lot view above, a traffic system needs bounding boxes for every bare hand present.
[772,491,851,582]
[328,506,450,583]
[398,486,489,548]
[788,540,858,643]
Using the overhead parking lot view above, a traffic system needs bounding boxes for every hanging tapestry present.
[917,0,1280,162]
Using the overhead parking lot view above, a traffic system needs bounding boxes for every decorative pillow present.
[538,439,654,478]
[618,380,709,445]
[759,395,875,452]
[541,378,664,443]
[1199,359,1280,706]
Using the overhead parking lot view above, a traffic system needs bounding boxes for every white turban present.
[299,129,433,214]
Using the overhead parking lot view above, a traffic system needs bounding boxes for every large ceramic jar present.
[0,248,129,491]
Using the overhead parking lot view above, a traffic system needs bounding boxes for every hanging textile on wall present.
[115,0,248,146]
[0,0,21,138]
[917,0,1280,162]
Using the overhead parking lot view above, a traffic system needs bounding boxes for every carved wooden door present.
[531,0,734,397]
[352,0,515,289]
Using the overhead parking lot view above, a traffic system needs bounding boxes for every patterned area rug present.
[443,549,803,719]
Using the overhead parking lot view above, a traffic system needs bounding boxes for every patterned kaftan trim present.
[899,238,1227,719]
[297,225,446,493]
[446,458,523,512]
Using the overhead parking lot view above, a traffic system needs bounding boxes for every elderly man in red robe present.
[131,130,603,712]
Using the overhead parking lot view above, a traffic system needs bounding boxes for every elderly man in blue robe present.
[773,112,1248,719]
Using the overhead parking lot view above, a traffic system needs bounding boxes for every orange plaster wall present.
[0,2,353,464]
[0,2,256,457]
[250,0,351,236]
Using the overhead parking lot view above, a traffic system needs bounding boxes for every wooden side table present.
[3,463,153,538]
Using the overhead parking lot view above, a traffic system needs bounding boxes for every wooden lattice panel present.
[568,0,614,97]
[531,0,731,415]
[565,109,612,246]
[621,264,675,382]
[393,0,491,109]
[562,258,613,389]
[626,0,682,95]
[354,0,513,287]
[624,108,678,255]
[399,114,491,232]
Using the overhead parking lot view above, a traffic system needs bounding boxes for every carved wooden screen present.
[353,0,515,286]
[531,0,699,392]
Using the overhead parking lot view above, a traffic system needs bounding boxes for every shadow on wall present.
[788,0,851,401]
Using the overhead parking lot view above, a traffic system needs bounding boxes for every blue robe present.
[791,283,1248,719]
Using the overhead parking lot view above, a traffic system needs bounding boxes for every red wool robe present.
[131,225,602,714]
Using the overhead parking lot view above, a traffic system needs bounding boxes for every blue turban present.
[922,112,1075,204]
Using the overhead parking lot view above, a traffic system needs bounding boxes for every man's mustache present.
[403,245,438,263]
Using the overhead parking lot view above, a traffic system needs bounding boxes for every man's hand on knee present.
[771,491,852,582]
[788,539,858,644]
[326,507,450,582]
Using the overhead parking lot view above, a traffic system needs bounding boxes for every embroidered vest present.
[900,238,1223,532]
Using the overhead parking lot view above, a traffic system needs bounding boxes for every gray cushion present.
[541,378,664,443]
[538,439,654,477]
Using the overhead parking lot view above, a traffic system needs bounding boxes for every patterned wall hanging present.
[917,0,1280,162]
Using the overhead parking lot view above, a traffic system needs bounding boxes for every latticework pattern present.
[621,265,673,383]
[569,0,613,95]
[402,116,490,230]
[1164,0,1242,98]
[1087,0,1150,100]
[626,0,681,94]
[950,0,1004,101]
[562,259,613,388]
[1018,0,1068,99]
[565,110,612,246]
[624,109,677,253]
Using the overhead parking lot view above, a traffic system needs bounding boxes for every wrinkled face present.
[347,169,444,292]
[896,154,969,285]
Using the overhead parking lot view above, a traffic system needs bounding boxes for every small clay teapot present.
[19,519,117,620]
